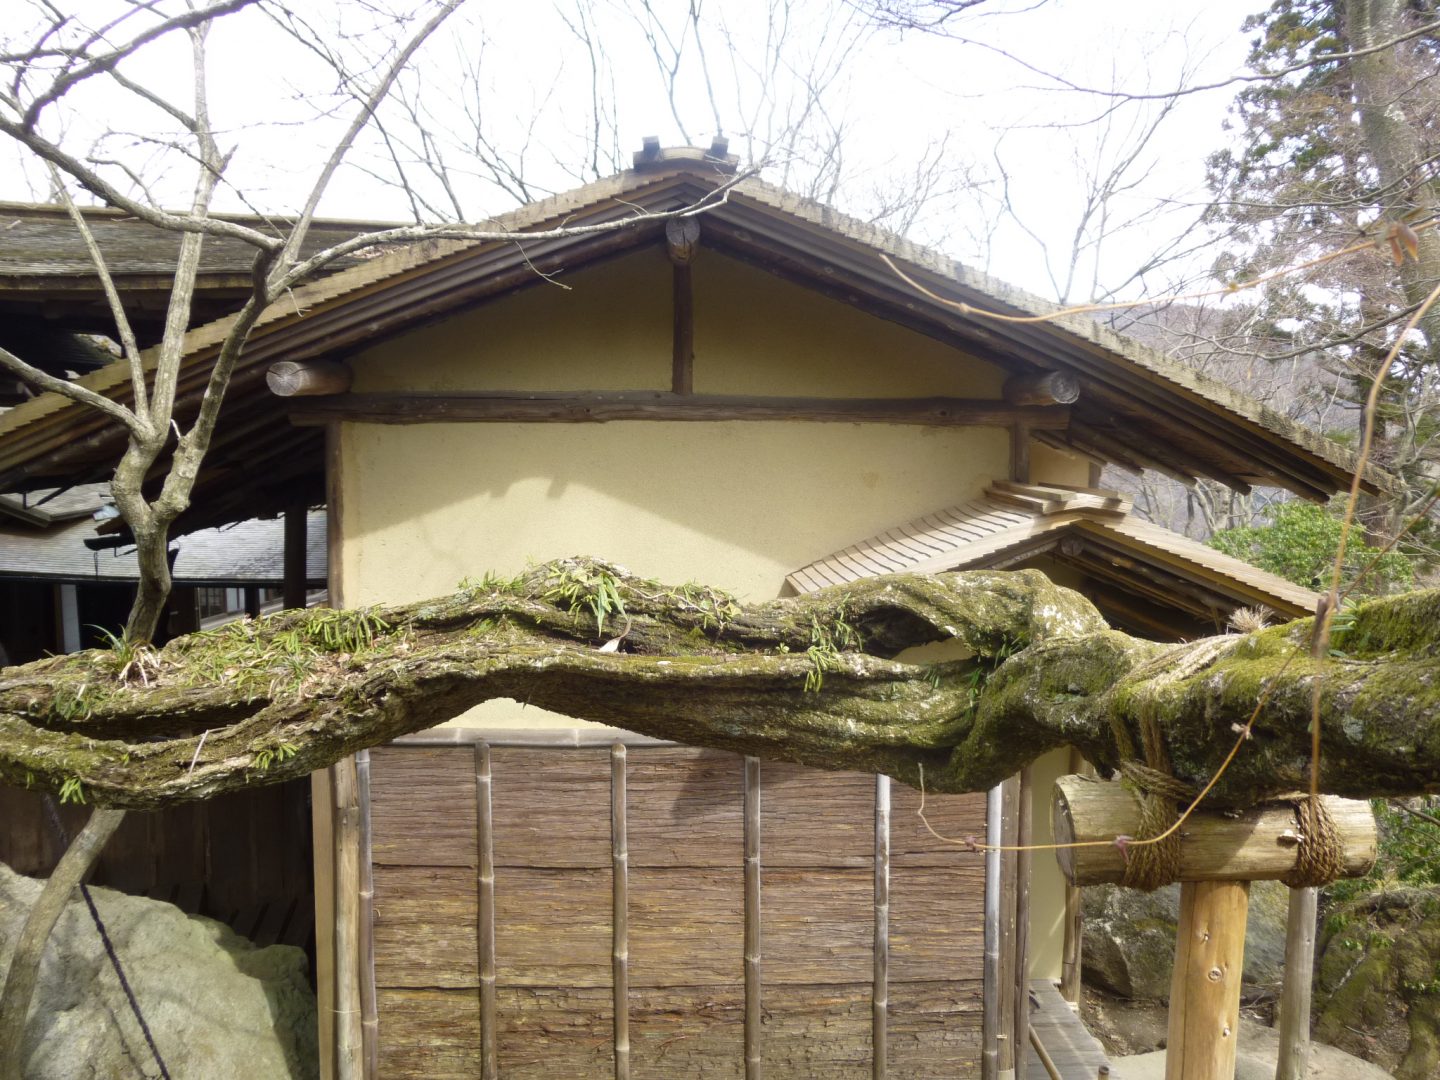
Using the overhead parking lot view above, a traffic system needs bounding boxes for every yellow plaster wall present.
[338,246,1088,983]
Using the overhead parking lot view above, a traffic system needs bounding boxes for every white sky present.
[6,0,1269,301]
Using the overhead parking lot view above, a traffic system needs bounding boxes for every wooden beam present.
[1058,748,1087,1004]
[1010,423,1031,485]
[1274,887,1317,1080]
[312,766,336,1080]
[996,775,1020,1078]
[1052,777,1376,886]
[268,360,354,398]
[1004,372,1080,406]
[290,390,1070,428]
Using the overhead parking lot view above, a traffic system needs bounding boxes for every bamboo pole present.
[1059,749,1087,1004]
[611,743,631,1080]
[1164,880,1250,1080]
[312,768,337,1080]
[873,774,891,1080]
[332,756,364,1080]
[982,783,1003,1080]
[744,756,763,1080]
[1013,764,1034,1077]
[996,775,1021,1079]
[354,750,378,1080]
[475,743,497,1080]
[1274,886,1317,1080]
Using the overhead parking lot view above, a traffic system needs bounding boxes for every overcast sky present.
[7,0,1270,301]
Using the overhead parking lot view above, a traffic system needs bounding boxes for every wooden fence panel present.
[368,742,990,1079]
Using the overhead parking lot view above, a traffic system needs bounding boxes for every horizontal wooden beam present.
[1053,776,1376,886]
[1003,372,1079,406]
[290,391,1070,428]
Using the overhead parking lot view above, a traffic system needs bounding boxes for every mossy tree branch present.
[2,558,1437,811]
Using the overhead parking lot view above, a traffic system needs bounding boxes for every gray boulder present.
[0,863,316,1080]
[1083,879,1290,1000]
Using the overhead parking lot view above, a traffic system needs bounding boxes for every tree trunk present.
[0,808,126,1077]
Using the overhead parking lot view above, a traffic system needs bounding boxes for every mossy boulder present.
[1315,885,1440,1080]
[1083,880,1290,1001]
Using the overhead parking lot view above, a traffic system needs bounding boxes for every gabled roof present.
[0,153,1390,534]
[787,481,1320,632]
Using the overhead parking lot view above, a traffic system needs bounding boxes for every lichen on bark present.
[2,557,1438,810]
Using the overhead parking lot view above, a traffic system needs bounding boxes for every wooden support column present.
[312,767,336,1080]
[1166,881,1250,1080]
[1053,776,1377,1080]
[744,756,763,1080]
[1274,887,1318,1080]
[283,502,308,610]
[1010,424,1031,486]
[667,218,699,395]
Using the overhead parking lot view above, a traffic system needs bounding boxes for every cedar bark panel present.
[761,762,873,867]
[631,986,744,1079]
[762,868,873,984]
[374,988,480,1080]
[491,747,610,867]
[760,984,873,1077]
[887,979,985,1078]
[369,747,477,866]
[626,748,743,868]
[629,867,744,987]
[888,786,988,867]
[496,868,613,986]
[890,867,986,983]
[372,865,478,988]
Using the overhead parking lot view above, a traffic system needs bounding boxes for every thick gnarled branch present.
[1,559,1437,810]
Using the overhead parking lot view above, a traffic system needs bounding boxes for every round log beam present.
[267,359,354,397]
[1003,371,1080,406]
[1051,775,1376,886]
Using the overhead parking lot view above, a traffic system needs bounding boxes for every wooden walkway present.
[1024,979,1112,1080]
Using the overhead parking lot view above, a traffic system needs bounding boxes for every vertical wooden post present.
[283,502,308,610]
[332,756,364,1080]
[1010,423,1031,485]
[1274,886,1318,1080]
[873,774,891,1080]
[355,750,378,1080]
[475,743,497,1080]
[611,743,631,1080]
[1012,764,1034,1075]
[1164,880,1250,1080]
[667,217,699,396]
[744,756,763,1080]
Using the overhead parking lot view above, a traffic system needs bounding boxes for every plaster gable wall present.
[336,245,1086,983]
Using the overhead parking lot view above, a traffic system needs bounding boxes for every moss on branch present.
[1,558,1438,810]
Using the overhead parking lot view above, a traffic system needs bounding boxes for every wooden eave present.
[0,165,1390,534]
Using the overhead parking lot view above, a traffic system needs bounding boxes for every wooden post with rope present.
[1052,776,1376,1080]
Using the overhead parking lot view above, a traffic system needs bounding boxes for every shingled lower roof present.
[787,481,1321,623]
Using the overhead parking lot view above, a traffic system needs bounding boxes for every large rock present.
[1083,879,1290,1000]
[1314,885,1440,1080]
[0,864,316,1080]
